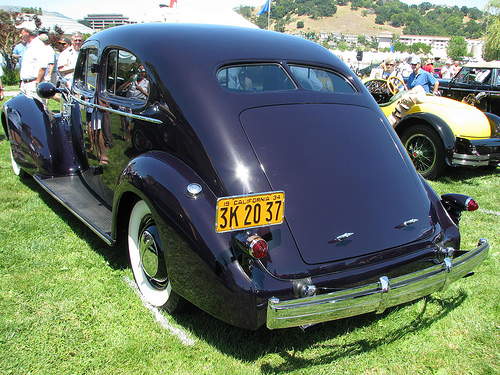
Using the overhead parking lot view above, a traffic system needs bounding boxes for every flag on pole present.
[257,0,270,15]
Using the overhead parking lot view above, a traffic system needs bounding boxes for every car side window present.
[105,49,149,104]
[74,47,98,94]
[288,65,357,93]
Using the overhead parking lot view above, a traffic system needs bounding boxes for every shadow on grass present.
[17,168,468,372]
[438,165,499,183]
[171,291,466,372]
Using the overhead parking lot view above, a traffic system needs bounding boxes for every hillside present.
[283,4,405,36]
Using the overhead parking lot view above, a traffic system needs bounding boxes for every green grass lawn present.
[0,94,499,374]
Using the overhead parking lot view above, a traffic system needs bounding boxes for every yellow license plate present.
[216,191,285,233]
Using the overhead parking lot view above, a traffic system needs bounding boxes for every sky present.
[1,0,491,20]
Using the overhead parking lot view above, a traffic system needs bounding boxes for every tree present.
[417,2,433,15]
[409,42,431,55]
[235,6,254,19]
[447,36,468,61]
[484,0,500,61]
[393,41,408,52]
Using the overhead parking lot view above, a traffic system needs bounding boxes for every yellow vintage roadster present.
[364,77,500,179]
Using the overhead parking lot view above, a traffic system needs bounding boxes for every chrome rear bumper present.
[452,153,489,167]
[267,238,489,330]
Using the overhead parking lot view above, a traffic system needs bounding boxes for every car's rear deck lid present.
[240,103,434,264]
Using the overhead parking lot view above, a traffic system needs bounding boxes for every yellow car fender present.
[381,93,491,139]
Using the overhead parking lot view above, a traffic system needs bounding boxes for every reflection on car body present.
[1,24,489,330]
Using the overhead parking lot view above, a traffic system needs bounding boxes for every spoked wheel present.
[128,200,187,313]
[364,79,391,94]
[387,76,407,94]
[401,125,445,180]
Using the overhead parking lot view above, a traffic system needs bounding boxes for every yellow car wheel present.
[401,125,446,180]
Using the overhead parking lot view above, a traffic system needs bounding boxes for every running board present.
[34,174,114,245]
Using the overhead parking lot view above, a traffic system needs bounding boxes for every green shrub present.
[2,69,20,86]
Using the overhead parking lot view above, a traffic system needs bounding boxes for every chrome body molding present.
[73,96,163,124]
[267,238,489,330]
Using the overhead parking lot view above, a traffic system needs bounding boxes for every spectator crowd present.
[7,23,83,100]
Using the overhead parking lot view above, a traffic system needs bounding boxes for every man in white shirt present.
[57,32,83,87]
[19,28,53,100]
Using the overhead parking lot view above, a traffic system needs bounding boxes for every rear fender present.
[114,151,261,329]
[394,112,456,166]
[2,95,80,176]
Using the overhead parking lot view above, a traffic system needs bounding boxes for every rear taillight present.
[234,233,269,259]
[441,193,479,225]
[466,198,479,212]
[248,236,268,259]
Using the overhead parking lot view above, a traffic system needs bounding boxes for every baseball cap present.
[38,33,49,43]
[16,20,37,32]
[410,56,421,65]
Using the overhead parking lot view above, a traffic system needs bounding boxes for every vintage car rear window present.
[288,65,357,93]
[217,64,296,92]
[217,64,356,93]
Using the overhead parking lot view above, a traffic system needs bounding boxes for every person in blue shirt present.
[407,56,439,94]
[13,40,27,69]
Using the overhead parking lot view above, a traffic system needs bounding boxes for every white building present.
[400,35,483,60]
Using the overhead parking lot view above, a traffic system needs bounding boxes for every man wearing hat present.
[441,60,453,79]
[18,26,54,99]
[58,32,83,87]
[407,56,439,95]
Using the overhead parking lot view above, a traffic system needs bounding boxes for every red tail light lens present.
[466,198,478,212]
[249,237,268,259]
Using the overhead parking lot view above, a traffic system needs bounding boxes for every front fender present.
[2,94,79,176]
[394,112,456,166]
[484,112,500,138]
[114,151,262,329]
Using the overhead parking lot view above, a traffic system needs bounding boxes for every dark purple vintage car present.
[2,24,489,330]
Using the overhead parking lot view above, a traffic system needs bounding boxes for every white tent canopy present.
[140,0,259,28]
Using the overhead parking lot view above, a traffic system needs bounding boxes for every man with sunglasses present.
[407,56,439,95]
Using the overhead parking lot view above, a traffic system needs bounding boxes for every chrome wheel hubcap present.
[139,220,168,289]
